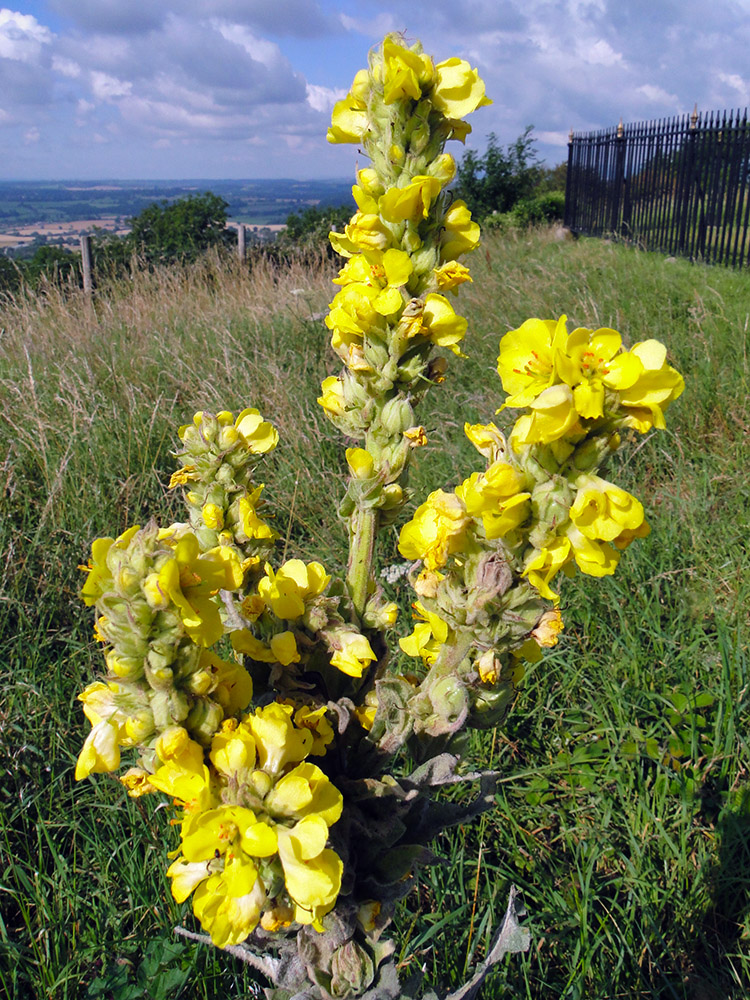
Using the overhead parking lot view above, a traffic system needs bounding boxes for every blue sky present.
[1,0,749,179]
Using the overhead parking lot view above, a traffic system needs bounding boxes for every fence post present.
[676,106,699,256]
[610,119,626,234]
[80,234,93,296]
[564,129,574,230]
[237,224,246,263]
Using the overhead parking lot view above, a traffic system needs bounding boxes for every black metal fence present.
[564,108,750,267]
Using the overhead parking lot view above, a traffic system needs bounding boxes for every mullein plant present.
[74,34,684,1000]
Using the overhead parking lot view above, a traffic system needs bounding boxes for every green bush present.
[511,191,566,226]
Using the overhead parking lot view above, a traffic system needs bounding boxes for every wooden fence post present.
[237,224,246,263]
[80,234,93,296]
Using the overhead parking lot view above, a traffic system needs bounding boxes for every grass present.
[0,230,748,999]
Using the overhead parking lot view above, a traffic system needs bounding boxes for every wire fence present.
[564,108,750,267]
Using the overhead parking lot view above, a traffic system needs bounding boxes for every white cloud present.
[0,8,52,63]
[23,125,40,144]
[52,55,81,77]
[211,20,283,68]
[536,129,569,147]
[716,71,750,105]
[575,38,625,68]
[340,11,397,36]
[637,84,678,105]
[305,83,344,113]
[90,70,132,101]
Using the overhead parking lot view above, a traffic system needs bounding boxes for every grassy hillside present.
[0,230,748,999]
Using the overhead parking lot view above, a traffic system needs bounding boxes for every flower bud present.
[185,698,224,745]
[330,940,376,997]
[427,152,456,185]
[380,396,415,435]
[144,658,174,690]
[346,448,376,480]
[106,652,144,680]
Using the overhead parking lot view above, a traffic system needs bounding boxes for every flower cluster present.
[320,34,490,559]
[76,522,250,779]
[171,408,278,572]
[394,316,683,733]
[148,705,343,947]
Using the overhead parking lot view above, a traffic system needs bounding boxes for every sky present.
[1,0,749,180]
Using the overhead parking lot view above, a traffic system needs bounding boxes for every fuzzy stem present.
[346,503,379,619]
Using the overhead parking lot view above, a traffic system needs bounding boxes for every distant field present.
[0,178,355,240]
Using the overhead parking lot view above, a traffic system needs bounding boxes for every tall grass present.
[1,230,748,999]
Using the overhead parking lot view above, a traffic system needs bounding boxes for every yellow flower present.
[379,176,443,223]
[276,817,343,920]
[398,489,469,570]
[616,339,685,430]
[201,653,252,717]
[169,465,197,488]
[457,461,530,539]
[245,702,312,775]
[569,474,645,541]
[155,725,206,770]
[209,719,257,778]
[142,533,243,646]
[329,213,392,258]
[290,704,335,756]
[509,384,581,448]
[235,408,279,453]
[429,152,457,186]
[190,865,266,948]
[148,755,213,814]
[440,200,480,260]
[75,718,123,780]
[497,316,568,407]
[399,601,449,665]
[265,761,343,826]
[404,426,427,447]
[202,502,224,530]
[531,608,564,647]
[260,903,295,932]
[523,536,572,602]
[422,293,468,355]
[257,559,330,620]
[326,281,381,340]
[382,37,434,103]
[565,525,620,577]
[556,326,643,419]
[434,260,472,292]
[329,630,377,678]
[79,526,139,606]
[463,421,506,462]
[430,57,492,119]
[317,376,347,417]
[237,486,276,542]
[476,648,501,683]
[119,767,155,797]
[326,71,369,144]
[346,447,376,479]
[354,696,378,731]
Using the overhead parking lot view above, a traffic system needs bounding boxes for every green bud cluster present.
[80,521,250,753]
[172,408,279,571]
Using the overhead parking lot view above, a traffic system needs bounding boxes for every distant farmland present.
[0,177,354,249]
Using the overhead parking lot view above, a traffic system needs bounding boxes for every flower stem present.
[347,504,379,620]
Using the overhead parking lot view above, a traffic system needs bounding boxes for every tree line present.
[0,128,566,295]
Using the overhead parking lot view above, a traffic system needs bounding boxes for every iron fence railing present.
[564,108,750,267]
